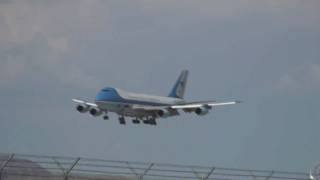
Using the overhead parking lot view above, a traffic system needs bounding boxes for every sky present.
[0,0,320,173]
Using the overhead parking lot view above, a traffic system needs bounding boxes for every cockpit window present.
[102,89,110,92]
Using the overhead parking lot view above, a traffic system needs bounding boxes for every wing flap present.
[171,101,240,109]
[130,101,240,111]
[131,105,167,111]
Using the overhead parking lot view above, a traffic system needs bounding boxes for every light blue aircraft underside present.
[72,70,240,125]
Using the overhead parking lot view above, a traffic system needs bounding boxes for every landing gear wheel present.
[132,119,140,124]
[143,118,157,126]
[103,115,109,120]
[149,118,157,126]
[119,117,126,125]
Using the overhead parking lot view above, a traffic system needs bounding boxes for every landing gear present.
[143,117,157,126]
[132,119,140,124]
[118,117,126,125]
[149,118,157,125]
[108,116,157,126]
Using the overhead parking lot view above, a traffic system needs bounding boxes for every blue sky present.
[0,0,319,172]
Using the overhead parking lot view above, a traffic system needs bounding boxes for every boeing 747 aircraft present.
[72,70,240,125]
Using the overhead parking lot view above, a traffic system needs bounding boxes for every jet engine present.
[89,108,103,117]
[157,109,171,118]
[76,104,90,113]
[195,107,209,116]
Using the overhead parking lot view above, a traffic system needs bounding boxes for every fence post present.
[139,163,154,180]
[202,167,215,180]
[64,158,80,180]
[0,154,14,180]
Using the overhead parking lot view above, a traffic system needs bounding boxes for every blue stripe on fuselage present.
[95,87,170,106]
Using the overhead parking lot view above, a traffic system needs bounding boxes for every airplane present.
[72,70,240,125]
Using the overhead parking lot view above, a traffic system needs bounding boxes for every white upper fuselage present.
[95,87,184,105]
[94,87,184,117]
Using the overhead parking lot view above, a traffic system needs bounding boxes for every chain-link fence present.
[0,153,310,180]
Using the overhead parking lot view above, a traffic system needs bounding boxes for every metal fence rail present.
[0,153,310,180]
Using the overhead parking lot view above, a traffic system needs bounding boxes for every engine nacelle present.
[76,104,90,113]
[195,107,209,116]
[157,110,171,118]
[89,108,103,117]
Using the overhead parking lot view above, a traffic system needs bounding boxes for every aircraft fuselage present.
[95,87,184,118]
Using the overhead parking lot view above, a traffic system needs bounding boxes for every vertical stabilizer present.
[168,70,188,99]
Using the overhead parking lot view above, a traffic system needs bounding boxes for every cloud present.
[0,58,26,86]
[0,0,319,90]
[138,0,320,24]
[0,0,105,89]
[276,63,320,92]
[0,0,109,44]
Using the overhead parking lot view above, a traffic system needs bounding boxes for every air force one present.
[72,70,240,125]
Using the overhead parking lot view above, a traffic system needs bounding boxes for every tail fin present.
[168,70,189,99]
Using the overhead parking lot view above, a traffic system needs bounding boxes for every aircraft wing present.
[72,98,239,111]
[131,105,167,111]
[131,101,240,111]
[171,101,240,109]
[72,99,98,107]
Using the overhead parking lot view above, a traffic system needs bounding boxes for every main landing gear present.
[103,115,109,120]
[132,119,140,124]
[116,116,157,126]
[118,117,126,125]
[143,118,157,126]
